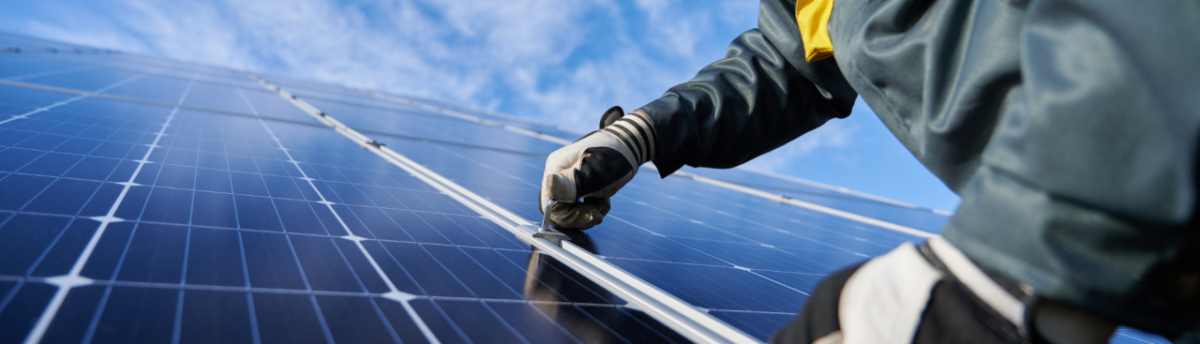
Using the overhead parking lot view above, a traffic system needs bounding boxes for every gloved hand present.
[539,106,656,229]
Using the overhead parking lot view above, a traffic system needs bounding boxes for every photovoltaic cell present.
[0,58,88,81]
[709,311,795,341]
[0,32,1172,344]
[1,64,330,132]
[253,74,587,141]
[0,52,691,344]
[18,68,141,92]
[301,96,564,154]
[680,167,952,231]
[298,88,587,140]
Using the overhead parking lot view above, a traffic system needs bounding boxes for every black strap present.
[573,147,634,198]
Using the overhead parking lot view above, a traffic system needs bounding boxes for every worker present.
[539,0,1200,343]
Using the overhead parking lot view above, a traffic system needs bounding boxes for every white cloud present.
[634,0,706,59]
[743,117,859,172]
[4,0,762,134]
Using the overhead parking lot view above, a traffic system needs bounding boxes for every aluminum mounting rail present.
[246,72,762,344]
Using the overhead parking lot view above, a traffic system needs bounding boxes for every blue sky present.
[1,0,960,211]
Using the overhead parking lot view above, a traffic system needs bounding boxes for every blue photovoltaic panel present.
[0,56,89,80]
[0,43,694,343]
[0,32,1172,344]
[288,89,586,146]
[1,59,330,129]
[262,76,587,140]
[16,67,142,92]
[303,97,564,154]
[682,166,952,233]
[0,85,73,117]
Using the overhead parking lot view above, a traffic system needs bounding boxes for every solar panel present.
[0,53,693,344]
[0,33,1171,344]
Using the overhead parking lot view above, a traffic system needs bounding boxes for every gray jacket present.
[638,0,1200,336]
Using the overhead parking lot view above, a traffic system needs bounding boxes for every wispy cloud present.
[8,0,761,131]
[744,118,859,172]
[2,0,960,209]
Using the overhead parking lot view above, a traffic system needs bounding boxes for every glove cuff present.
[600,114,656,165]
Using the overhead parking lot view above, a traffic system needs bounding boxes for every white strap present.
[840,242,943,344]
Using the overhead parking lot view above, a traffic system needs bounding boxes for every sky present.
[0,0,960,211]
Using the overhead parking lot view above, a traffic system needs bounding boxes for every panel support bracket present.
[533,202,570,247]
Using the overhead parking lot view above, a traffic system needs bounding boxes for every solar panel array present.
[0,33,1168,344]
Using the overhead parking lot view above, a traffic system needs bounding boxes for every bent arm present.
[638,0,857,177]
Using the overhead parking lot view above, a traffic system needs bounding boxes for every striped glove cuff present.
[599,114,657,165]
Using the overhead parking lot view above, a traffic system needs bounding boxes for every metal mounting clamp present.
[533,201,570,247]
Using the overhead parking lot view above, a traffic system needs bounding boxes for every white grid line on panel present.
[237,86,441,344]
[353,84,949,234]
[2,66,92,82]
[0,75,139,126]
[672,170,935,239]
[22,75,184,344]
[358,90,574,145]
[245,72,763,344]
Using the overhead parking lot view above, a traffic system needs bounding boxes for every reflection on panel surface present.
[681,166,952,232]
[0,46,689,343]
[0,32,1171,344]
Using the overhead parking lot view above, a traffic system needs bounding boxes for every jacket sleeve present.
[638,0,857,177]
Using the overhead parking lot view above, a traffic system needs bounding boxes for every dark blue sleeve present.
[637,0,857,177]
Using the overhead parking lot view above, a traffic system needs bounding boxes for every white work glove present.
[539,106,656,229]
